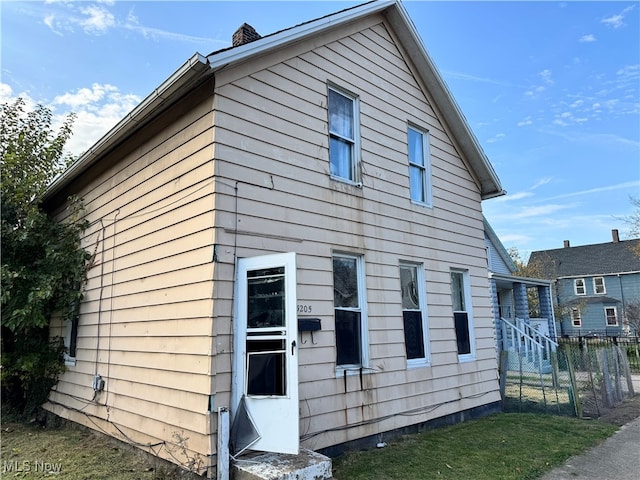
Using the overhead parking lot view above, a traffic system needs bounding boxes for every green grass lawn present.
[332,413,618,480]
[1,412,618,480]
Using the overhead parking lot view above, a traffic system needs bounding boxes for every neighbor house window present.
[593,277,606,294]
[605,307,618,326]
[328,86,359,183]
[400,263,429,366]
[574,279,586,295]
[451,269,475,360]
[64,316,78,366]
[571,307,582,327]
[407,125,432,206]
[333,254,367,368]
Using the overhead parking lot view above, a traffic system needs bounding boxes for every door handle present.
[291,340,297,355]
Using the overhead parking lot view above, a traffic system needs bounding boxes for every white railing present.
[500,317,558,371]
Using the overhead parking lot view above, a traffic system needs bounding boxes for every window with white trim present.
[593,277,606,294]
[400,263,429,366]
[328,86,359,183]
[574,279,586,295]
[450,269,475,360]
[64,316,78,366]
[605,307,618,326]
[333,254,368,368]
[407,125,432,206]
[571,307,582,327]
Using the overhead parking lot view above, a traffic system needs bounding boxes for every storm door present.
[231,252,298,455]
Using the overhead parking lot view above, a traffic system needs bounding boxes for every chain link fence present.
[500,337,639,418]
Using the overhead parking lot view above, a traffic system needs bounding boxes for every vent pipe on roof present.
[232,23,261,47]
[612,229,620,243]
[563,240,570,248]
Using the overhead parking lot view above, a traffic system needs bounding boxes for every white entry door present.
[232,252,299,455]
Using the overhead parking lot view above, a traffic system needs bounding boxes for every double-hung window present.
[605,307,618,326]
[333,254,367,368]
[571,307,582,327]
[574,279,586,295]
[451,269,475,360]
[407,125,432,206]
[328,86,359,183]
[400,263,429,366]
[593,277,606,294]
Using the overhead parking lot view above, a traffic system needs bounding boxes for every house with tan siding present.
[43,1,507,477]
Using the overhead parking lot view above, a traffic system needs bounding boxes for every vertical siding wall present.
[46,82,216,474]
[212,15,499,451]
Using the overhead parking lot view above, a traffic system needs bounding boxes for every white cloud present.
[601,4,636,29]
[579,34,596,43]
[486,133,506,143]
[78,4,115,35]
[517,116,533,127]
[1,81,140,158]
[539,69,554,85]
[493,191,534,203]
[545,181,640,201]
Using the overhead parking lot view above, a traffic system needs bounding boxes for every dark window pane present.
[333,257,359,308]
[335,309,361,365]
[454,312,471,355]
[247,351,286,396]
[247,273,285,328]
[403,311,425,359]
[451,271,465,311]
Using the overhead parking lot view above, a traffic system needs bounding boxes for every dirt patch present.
[593,394,640,426]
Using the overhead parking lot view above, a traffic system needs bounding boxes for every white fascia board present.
[383,2,504,199]
[490,272,553,288]
[43,53,210,202]
[207,0,396,71]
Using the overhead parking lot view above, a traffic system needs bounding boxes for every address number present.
[297,305,313,313]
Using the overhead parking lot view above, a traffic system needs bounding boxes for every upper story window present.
[450,269,475,361]
[407,125,432,206]
[574,278,586,296]
[400,263,429,366]
[328,86,360,183]
[593,277,606,294]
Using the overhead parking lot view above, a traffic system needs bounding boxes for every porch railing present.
[500,317,558,373]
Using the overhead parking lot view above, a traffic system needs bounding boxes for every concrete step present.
[233,449,332,480]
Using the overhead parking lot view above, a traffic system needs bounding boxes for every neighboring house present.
[484,219,557,373]
[529,230,640,338]
[43,1,507,477]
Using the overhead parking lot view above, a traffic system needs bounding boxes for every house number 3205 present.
[297,305,312,313]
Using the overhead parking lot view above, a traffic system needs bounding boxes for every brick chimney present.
[612,229,620,243]
[232,23,261,47]
[563,240,570,248]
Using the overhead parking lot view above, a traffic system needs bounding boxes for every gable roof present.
[43,0,504,203]
[483,216,516,274]
[529,239,640,278]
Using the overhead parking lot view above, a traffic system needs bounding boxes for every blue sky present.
[2,0,639,259]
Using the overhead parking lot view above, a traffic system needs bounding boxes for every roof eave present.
[43,53,211,203]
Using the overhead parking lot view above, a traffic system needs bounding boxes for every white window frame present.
[571,307,582,327]
[593,277,606,295]
[407,124,432,207]
[399,262,430,367]
[332,253,369,373]
[574,278,586,296]
[328,85,360,184]
[605,307,618,326]
[450,269,476,362]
